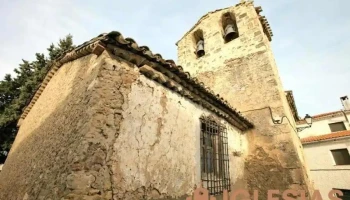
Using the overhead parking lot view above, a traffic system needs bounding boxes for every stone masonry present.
[0,43,251,199]
[0,51,141,199]
[177,1,313,198]
[0,1,314,200]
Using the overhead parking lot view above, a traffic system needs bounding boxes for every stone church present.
[0,1,313,199]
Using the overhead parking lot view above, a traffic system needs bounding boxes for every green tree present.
[0,35,74,163]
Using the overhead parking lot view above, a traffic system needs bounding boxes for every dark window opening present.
[334,189,350,200]
[193,29,205,58]
[329,122,347,132]
[331,149,350,165]
[222,12,239,43]
[200,116,230,195]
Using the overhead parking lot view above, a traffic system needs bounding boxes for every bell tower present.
[177,1,313,196]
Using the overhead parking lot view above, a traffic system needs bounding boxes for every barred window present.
[200,116,230,195]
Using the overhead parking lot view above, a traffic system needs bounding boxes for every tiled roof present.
[255,6,273,41]
[301,130,350,144]
[19,31,254,131]
[313,111,345,118]
[296,110,350,125]
[285,90,299,121]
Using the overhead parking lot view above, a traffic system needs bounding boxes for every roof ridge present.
[301,130,350,144]
[296,110,350,124]
[18,31,254,131]
[312,110,349,118]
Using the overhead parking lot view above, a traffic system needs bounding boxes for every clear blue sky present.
[0,0,349,117]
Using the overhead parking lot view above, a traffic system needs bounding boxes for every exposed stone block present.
[239,13,248,18]
[291,168,302,184]
[176,2,313,197]
[66,172,95,191]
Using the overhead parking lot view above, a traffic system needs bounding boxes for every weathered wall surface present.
[0,51,140,199]
[177,2,313,197]
[303,139,350,198]
[0,49,249,199]
[177,3,270,79]
[112,73,248,199]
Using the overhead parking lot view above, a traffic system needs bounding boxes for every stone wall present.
[177,3,271,78]
[0,51,140,199]
[0,50,249,199]
[110,67,248,199]
[177,2,313,198]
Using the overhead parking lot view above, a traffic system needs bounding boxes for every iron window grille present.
[200,116,230,195]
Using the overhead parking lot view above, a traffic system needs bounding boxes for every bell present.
[224,24,237,41]
[196,40,205,57]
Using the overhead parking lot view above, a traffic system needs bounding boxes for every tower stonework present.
[0,1,316,199]
[177,1,313,196]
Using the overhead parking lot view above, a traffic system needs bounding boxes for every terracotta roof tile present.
[296,110,350,125]
[285,90,299,121]
[312,111,344,118]
[301,130,350,144]
[18,31,254,131]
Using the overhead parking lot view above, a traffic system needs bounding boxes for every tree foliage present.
[0,35,75,163]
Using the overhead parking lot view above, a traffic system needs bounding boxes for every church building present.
[0,1,313,199]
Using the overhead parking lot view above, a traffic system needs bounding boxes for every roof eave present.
[18,31,254,131]
[302,135,350,145]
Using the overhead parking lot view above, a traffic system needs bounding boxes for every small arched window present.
[221,12,239,43]
[193,29,205,58]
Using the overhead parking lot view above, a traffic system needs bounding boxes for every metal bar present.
[209,121,214,194]
[200,117,230,195]
[212,121,217,194]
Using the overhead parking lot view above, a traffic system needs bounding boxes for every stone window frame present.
[199,115,231,195]
[193,29,205,58]
[220,11,239,43]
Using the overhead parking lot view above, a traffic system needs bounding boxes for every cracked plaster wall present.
[0,50,249,200]
[0,51,141,200]
[113,73,248,199]
[177,2,313,198]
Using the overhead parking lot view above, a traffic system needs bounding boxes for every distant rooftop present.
[301,130,350,144]
[297,110,350,125]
